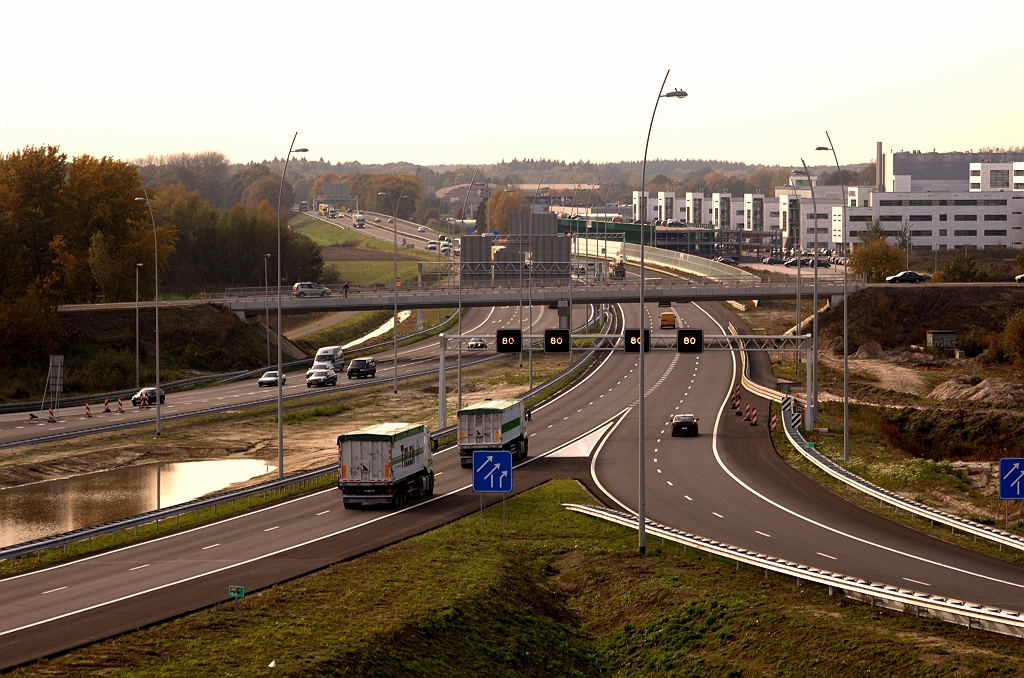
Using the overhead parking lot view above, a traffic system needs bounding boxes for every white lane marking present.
[0,339,621,637]
[41,587,67,595]
[712,512,724,518]
[755,530,771,538]
[548,424,553,428]
[316,510,330,516]
[264,526,279,532]
[903,577,931,587]
[694,301,1024,591]
[666,481,674,486]
[685,495,692,501]
[657,469,662,474]
[201,544,220,550]
[129,564,150,571]
[816,552,837,560]
[435,472,443,477]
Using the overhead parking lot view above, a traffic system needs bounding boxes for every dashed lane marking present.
[755,531,771,538]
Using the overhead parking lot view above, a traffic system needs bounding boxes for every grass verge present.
[13,479,1024,677]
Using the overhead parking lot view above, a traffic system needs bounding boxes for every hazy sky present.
[2,1,1021,168]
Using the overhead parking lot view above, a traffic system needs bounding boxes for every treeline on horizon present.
[0,145,324,368]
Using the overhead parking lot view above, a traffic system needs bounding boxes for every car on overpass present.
[292,282,331,298]
[886,270,927,284]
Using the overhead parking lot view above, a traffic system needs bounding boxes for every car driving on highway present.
[886,270,927,284]
[257,371,286,387]
[347,358,376,379]
[131,387,165,406]
[306,369,337,388]
[671,414,699,437]
[467,338,487,349]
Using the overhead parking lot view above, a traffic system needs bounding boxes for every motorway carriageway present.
[2,299,1023,667]
[0,302,586,448]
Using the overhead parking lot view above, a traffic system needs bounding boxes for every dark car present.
[671,414,699,437]
[658,301,672,307]
[717,257,738,266]
[291,282,331,298]
[131,387,165,406]
[306,369,337,388]
[886,270,927,284]
[347,358,376,379]
[761,257,784,265]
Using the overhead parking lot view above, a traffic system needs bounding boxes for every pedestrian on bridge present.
[343,282,349,297]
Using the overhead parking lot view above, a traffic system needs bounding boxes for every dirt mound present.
[852,341,885,359]
[928,376,1024,404]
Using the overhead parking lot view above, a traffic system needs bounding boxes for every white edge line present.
[590,407,635,514]
[693,301,1024,591]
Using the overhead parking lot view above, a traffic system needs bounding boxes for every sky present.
[1,0,1022,169]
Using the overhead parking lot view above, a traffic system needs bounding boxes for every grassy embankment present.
[13,480,1024,677]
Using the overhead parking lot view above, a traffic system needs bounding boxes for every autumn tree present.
[849,240,904,282]
[483,189,529,233]
[936,252,981,283]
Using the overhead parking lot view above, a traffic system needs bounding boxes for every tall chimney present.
[876,142,885,192]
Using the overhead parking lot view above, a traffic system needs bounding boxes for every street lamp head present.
[135,197,146,203]
[137,263,143,268]
[265,253,271,258]
[378,191,387,196]
[293,148,309,153]
[662,89,688,99]
[815,146,831,151]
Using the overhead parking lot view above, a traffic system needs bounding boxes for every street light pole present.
[818,133,849,463]
[800,158,819,429]
[264,253,271,369]
[276,134,308,479]
[638,71,686,555]
[135,192,161,436]
[378,189,409,395]
[135,263,142,390]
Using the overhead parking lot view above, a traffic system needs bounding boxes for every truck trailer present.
[457,399,528,469]
[338,423,434,508]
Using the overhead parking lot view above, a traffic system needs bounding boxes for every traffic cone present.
[103,396,111,413]
[743,402,751,421]
[117,396,124,413]
[85,401,92,418]
[750,407,757,426]
[770,412,777,432]
[48,406,55,422]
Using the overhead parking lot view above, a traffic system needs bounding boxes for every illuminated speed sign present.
[544,329,571,353]
[495,329,522,353]
[677,329,704,353]
[623,329,651,353]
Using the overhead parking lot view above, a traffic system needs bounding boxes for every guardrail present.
[0,306,613,569]
[730,325,1024,553]
[565,503,1024,638]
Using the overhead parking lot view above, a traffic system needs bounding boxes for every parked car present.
[257,371,285,387]
[347,358,377,379]
[131,387,165,406]
[306,369,338,388]
[812,260,831,269]
[671,414,699,437]
[292,282,330,298]
[718,257,738,266]
[761,257,784,265]
[886,270,927,284]
[467,338,487,349]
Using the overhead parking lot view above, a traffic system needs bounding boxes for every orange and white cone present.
[750,407,757,426]
[85,401,91,418]
[743,402,751,421]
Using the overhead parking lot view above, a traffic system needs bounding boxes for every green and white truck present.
[337,423,434,508]
[457,399,529,469]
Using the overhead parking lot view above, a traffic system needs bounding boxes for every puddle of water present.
[0,459,275,548]
[342,310,413,349]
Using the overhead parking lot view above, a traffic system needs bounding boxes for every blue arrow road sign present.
[472,450,513,493]
[999,458,1024,500]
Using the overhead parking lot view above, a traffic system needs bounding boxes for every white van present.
[426,241,439,251]
[307,345,345,377]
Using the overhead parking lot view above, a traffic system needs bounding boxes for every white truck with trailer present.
[337,423,434,508]
[457,399,529,469]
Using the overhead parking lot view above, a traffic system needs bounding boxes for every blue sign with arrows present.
[999,458,1024,500]
[472,450,513,493]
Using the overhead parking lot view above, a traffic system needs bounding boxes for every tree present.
[1004,309,1024,363]
[858,217,886,244]
[241,174,293,212]
[1016,247,1024,275]
[849,240,904,282]
[936,252,981,282]
[475,198,487,230]
[482,189,529,233]
[895,222,912,254]
[88,232,116,299]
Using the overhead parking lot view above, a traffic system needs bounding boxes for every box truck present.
[338,423,434,508]
[457,399,528,469]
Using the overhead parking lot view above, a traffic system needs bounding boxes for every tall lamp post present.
[135,262,143,389]
[276,135,308,479]
[378,189,409,394]
[817,133,849,463]
[135,192,161,436]
[799,158,819,429]
[638,70,687,555]
[264,253,272,368]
